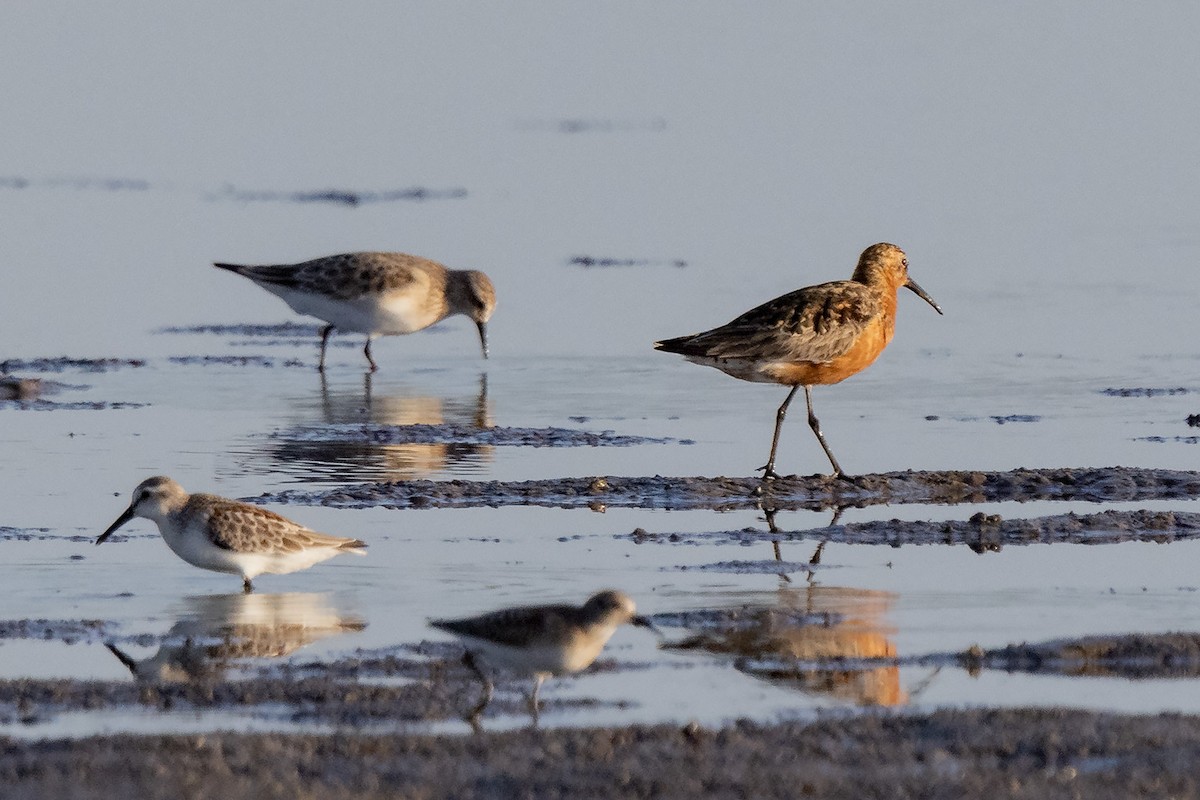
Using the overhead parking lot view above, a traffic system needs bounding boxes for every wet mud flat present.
[8,623,1200,797]
[2,708,1199,799]
[256,465,1200,511]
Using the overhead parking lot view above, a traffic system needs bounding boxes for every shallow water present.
[2,2,1200,736]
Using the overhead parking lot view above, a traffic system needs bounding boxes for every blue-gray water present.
[1,3,1198,734]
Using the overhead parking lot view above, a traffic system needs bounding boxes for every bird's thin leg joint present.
[758,385,801,480]
[528,676,545,726]
[463,651,494,721]
[804,385,845,478]
[317,324,334,372]
[363,338,379,373]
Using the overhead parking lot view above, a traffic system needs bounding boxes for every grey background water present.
[1,3,1198,733]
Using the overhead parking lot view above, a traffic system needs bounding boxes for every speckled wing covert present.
[431,604,577,647]
[217,253,431,301]
[658,280,881,365]
[191,497,366,554]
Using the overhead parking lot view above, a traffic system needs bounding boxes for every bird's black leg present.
[317,324,334,372]
[528,676,545,726]
[242,577,253,594]
[463,651,494,721]
[804,385,845,478]
[758,385,801,480]
[363,338,379,373]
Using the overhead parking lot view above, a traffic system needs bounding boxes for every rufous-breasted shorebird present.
[655,243,941,479]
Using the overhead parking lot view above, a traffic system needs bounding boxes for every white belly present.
[462,627,616,677]
[264,285,444,335]
[157,520,346,580]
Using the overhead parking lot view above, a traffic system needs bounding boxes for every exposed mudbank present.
[0,357,145,373]
[627,509,1200,549]
[215,185,467,206]
[7,614,1200,798]
[1101,387,1193,397]
[1,400,148,411]
[0,620,110,645]
[0,640,630,727]
[518,117,668,133]
[0,375,142,409]
[0,174,467,206]
[167,355,308,368]
[568,256,688,269]
[266,423,674,448]
[0,527,94,543]
[251,466,1200,511]
[3,709,1200,798]
[157,322,319,337]
[955,632,1200,679]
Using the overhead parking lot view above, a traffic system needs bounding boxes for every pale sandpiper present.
[655,243,941,479]
[213,251,496,371]
[430,589,658,721]
[96,476,367,592]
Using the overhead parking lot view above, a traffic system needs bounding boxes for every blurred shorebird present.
[430,590,658,722]
[97,476,367,592]
[213,252,496,371]
[655,243,941,479]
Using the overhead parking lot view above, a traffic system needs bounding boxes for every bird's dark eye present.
[901,258,908,270]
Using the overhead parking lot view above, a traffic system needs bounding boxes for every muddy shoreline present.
[253,466,1200,511]
[2,708,1198,799]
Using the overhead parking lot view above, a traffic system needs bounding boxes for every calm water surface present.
[1,3,1198,735]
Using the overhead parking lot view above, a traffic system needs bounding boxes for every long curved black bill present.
[96,506,134,545]
[905,278,943,315]
[477,320,489,359]
[105,642,138,675]
[632,615,665,640]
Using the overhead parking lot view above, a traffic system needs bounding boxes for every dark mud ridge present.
[0,620,109,645]
[629,509,1200,549]
[568,256,688,269]
[0,527,55,542]
[158,322,319,337]
[955,632,1200,679]
[0,357,145,373]
[1,374,146,409]
[168,355,308,368]
[215,184,467,206]
[0,642,627,727]
[3,708,1200,798]
[267,424,674,448]
[254,466,1200,511]
[0,174,467,206]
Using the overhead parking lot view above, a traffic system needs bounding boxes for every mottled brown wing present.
[200,499,362,554]
[431,604,575,646]
[293,253,429,300]
[660,280,880,365]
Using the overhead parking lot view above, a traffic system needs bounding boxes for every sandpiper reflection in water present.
[239,373,494,482]
[106,592,366,683]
